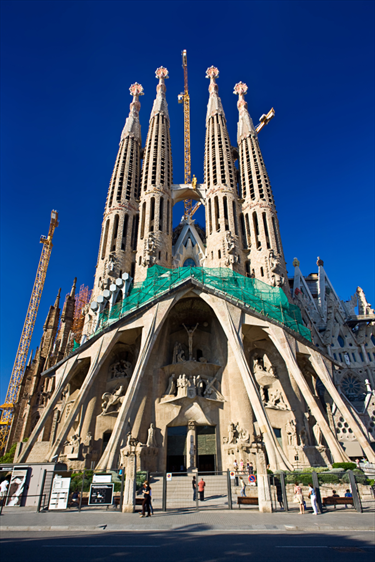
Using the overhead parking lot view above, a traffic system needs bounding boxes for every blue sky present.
[1,0,374,403]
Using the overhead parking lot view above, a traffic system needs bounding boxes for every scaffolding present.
[90,266,311,342]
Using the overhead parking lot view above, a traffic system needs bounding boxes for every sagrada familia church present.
[10,66,375,482]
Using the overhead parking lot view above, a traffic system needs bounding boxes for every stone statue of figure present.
[225,232,236,254]
[269,249,278,272]
[285,419,297,446]
[182,323,199,360]
[146,423,156,447]
[357,286,374,316]
[165,373,177,395]
[312,421,323,446]
[228,422,236,444]
[101,386,124,415]
[253,357,265,373]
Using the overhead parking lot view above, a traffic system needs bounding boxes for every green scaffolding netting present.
[91,266,311,342]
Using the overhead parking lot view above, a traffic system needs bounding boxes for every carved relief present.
[100,386,125,416]
[109,359,132,380]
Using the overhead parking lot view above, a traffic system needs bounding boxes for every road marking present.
[43,545,160,548]
[276,546,375,549]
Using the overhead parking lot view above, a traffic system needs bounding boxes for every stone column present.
[122,440,137,513]
[187,421,196,471]
[253,442,272,513]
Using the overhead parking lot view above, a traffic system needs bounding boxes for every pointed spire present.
[120,82,143,143]
[70,277,77,298]
[150,67,169,121]
[205,66,226,124]
[233,82,256,142]
[54,288,61,308]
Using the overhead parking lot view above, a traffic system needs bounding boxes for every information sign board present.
[93,474,112,483]
[88,483,114,505]
[48,476,71,510]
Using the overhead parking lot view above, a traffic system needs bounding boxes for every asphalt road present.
[1,531,374,562]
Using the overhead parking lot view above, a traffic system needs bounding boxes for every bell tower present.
[203,67,244,273]
[134,67,173,282]
[234,82,288,289]
[92,83,143,300]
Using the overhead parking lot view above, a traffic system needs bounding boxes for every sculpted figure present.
[165,373,177,395]
[312,421,323,446]
[269,249,278,272]
[357,287,374,316]
[146,423,156,447]
[100,386,124,415]
[285,419,297,446]
[183,323,199,360]
[228,422,236,444]
[267,388,288,410]
[225,231,236,254]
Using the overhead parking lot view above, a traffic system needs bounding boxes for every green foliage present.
[0,443,17,464]
[318,474,340,485]
[332,462,356,471]
[298,467,329,474]
[267,469,273,474]
[368,479,375,487]
[285,472,314,486]
[136,471,147,490]
[341,472,368,485]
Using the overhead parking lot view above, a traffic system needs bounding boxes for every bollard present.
[227,470,232,510]
[119,469,125,510]
[37,470,47,513]
[348,470,363,513]
[79,470,85,512]
[162,472,167,512]
[312,471,323,514]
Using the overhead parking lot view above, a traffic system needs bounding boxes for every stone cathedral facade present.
[14,66,375,475]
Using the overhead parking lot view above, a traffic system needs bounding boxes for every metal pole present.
[162,472,166,512]
[119,469,125,511]
[280,472,289,512]
[227,470,232,510]
[37,470,47,513]
[312,471,323,514]
[78,470,85,512]
[196,472,199,511]
[348,470,363,513]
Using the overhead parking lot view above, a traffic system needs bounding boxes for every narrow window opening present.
[159,197,164,231]
[101,220,110,259]
[218,249,221,259]
[149,197,155,232]
[140,202,146,240]
[232,201,238,235]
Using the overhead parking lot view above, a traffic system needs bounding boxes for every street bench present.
[322,497,354,508]
[237,497,258,508]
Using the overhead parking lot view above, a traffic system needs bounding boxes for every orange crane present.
[178,49,194,220]
[0,210,59,453]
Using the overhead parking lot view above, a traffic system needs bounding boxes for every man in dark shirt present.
[140,481,151,517]
[192,476,197,501]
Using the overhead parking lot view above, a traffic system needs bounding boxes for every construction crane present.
[0,210,59,454]
[178,49,194,220]
[256,108,275,133]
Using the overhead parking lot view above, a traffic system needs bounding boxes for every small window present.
[218,249,221,259]
[333,353,337,360]
[338,335,345,348]
[158,251,161,260]
[359,352,364,361]
[339,353,343,362]
[260,267,264,277]
[352,353,357,362]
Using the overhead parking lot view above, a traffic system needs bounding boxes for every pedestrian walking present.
[198,478,205,501]
[308,483,318,515]
[192,475,197,501]
[0,479,9,507]
[239,477,246,497]
[140,480,151,517]
[294,482,304,514]
[275,478,284,510]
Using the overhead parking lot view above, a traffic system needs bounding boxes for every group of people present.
[233,459,254,474]
[294,483,354,515]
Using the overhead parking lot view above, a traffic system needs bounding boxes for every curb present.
[1,525,374,532]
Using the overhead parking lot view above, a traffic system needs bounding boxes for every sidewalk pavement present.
[1,506,374,533]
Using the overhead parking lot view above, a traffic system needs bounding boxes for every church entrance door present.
[167,426,187,472]
[197,425,216,473]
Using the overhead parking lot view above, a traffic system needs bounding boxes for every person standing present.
[239,459,244,472]
[0,479,9,505]
[140,481,151,517]
[198,478,205,501]
[248,462,254,475]
[308,483,318,515]
[294,482,304,514]
[239,477,246,497]
[192,476,197,501]
[233,459,238,472]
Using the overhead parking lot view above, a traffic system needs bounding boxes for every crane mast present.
[178,50,193,219]
[0,210,59,453]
